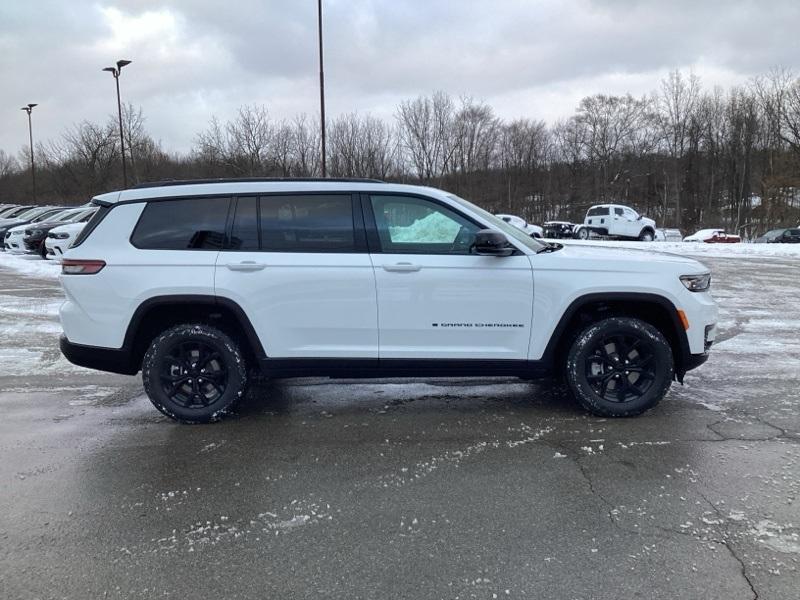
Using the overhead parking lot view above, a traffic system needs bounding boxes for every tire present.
[565,317,673,417]
[638,229,655,242]
[142,323,248,423]
[576,227,590,240]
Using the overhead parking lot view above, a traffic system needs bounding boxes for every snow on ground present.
[555,238,800,259]
[0,251,60,279]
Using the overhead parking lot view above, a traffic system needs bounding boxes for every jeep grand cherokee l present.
[58,179,718,423]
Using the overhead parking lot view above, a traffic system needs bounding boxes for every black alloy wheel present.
[142,323,247,423]
[565,317,674,417]
[584,333,656,403]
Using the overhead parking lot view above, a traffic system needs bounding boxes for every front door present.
[365,194,534,360]
[215,194,378,358]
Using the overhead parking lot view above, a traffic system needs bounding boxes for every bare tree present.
[396,91,456,181]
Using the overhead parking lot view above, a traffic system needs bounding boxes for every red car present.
[683,229,741,243]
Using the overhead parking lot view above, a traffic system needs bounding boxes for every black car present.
[20,209,91,257]
[754,228,800,243]
[543,221,576,239]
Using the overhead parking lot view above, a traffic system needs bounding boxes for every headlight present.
[680,273,711,292]
[51,232,69,239]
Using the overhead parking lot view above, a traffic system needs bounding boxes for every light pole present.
[317,0,327,177]
[102,59,132,188]
[20,103,37,202]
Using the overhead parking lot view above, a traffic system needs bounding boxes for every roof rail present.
[132,177,385,189]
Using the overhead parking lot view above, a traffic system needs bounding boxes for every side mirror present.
[637,214,642,220]
[473,229,514,256]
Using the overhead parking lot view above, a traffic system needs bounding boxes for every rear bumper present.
[59,335,139,375]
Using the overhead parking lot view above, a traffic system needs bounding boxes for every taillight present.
[61,259,106,275]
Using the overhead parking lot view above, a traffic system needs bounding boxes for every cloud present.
[0,0,797,154]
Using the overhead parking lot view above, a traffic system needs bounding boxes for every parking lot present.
[0,247,798,599]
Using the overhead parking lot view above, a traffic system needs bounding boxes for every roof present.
[91,179,443,206]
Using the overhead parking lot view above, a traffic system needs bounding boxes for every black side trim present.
[122,295,267,360]
[60,335,139,375]
[541,292,692,368]
[259,358,551,379]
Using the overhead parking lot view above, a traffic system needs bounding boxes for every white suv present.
[59,179,717,423]
[576,204,657,241]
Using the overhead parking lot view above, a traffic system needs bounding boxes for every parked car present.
[753,228,800,243]
[0,207,66,250]
[575,204,657,241]
[23,208,97,257]
[45,215,99,259]
[59,178,717,423]
[0,205,24,218]
[495,214,543,238]
[542,221,576,239]
[0,205,42,224]
[683,229,741,243]
[655,228,683,242]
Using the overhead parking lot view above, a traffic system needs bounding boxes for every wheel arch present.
[123,295,266,372]
[543,292,690,377]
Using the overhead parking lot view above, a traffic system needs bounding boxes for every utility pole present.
[20,103,37,202]
[102,59,132,187]
[317,0,327,177]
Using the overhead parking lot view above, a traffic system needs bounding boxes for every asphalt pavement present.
[0,254,798,599]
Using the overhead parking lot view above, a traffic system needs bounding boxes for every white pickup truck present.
[575,204,657,241]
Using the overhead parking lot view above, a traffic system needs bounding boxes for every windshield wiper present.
[536,242,562,253]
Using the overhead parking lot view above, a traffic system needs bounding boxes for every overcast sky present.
[1,0,798,155]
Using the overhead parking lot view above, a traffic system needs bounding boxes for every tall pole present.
[114,73,127,188]
[103,59,132,188]
[20,104,37,202]
[317,0,327,177]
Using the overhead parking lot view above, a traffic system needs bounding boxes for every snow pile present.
[558,239,800,259]
[389,211,460,243]
[0,252,60,279]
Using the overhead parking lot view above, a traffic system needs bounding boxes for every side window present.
[259,195,354,252]
[229,197,259,251]
[614,207,624,216]
[370,195,479,254]
[131,197,230,250]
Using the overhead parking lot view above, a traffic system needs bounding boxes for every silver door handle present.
[226,261,267,272]
[383,262,421,272]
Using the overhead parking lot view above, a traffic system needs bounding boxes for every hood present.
[642,216,656,227]
[543,242,708,274]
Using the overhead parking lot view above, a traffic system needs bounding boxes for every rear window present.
[229,194,355,252]
[587,207,608,216]
[131,197,230,250]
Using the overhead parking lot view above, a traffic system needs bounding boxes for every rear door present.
[214,193,378,358]
[364,193,534,360]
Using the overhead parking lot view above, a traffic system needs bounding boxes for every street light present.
[317,0,327,177]
[102,59,132,188]
[20,103,37,202]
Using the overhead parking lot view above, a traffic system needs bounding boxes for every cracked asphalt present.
[0,254,798,599]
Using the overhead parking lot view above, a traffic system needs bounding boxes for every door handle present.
[382,262,421,272]
[225,261,267,272]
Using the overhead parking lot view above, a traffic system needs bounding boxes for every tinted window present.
[614,208,624,216]
[131,197,230,250]
[785,229,800,237]
[587,207,608,216]
[259,195,354,252]
[370,195,479,254]
[72,205,110,248]
[229,197,259,250]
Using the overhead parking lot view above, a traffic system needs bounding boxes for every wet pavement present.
[0,254,798,599]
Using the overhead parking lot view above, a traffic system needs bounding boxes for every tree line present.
[2,68,799,236]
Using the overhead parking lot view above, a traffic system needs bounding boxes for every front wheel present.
[638,229,655,242]
[142,324,248,423]
[565,317,673,417]
[576,227,590,240]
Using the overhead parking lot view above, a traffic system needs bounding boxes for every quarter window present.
[229,197,259,251]
[370,195,479,254]
[131,197,230,250]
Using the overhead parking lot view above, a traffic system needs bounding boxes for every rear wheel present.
[142,324,248,423]
[565,317,673,417]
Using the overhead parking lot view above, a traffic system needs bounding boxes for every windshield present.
[447,194,546,251]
